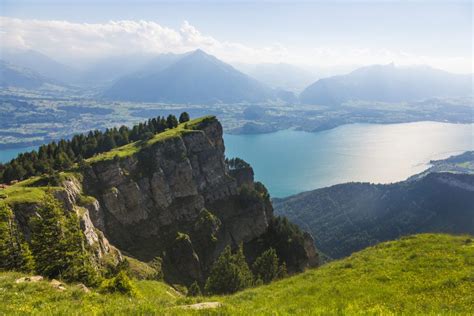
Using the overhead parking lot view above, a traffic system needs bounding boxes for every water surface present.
[224,122,473,197]
[0,146,39,164]
[2,122,472,198]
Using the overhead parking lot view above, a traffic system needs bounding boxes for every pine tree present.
[252,248,280,284]
[204,244,254,295]
[188,281,202,296]
[30,194,68,277]
[30,193,98,284]
[0,203,34,272]
[166,115,179,129]
[179,112,190,123]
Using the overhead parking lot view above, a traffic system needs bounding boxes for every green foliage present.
[148,257,164,281]
[252,248,282,284]
[100,270,136,296]
[179,112,190,124]
[0,114,210,183]
[166,114,179,129]
[260,216,308,271]
[187,281,201,297]
[226,157,251,170]
[0,234,472,314]
[220,234,474,314]
[205,244,254,295]
[274,170,474,260]
[30,193,98,286]
[0,203,34,272]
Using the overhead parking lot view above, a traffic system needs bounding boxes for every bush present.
[179,112,190,124]
[187,281,202,297]
[205,244,253,295]
[100,271,136,295]
[252,248,280,284]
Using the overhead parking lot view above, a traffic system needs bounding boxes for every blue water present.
[0,146,39,164]
[2,122,473,198]
[224,122,474,198]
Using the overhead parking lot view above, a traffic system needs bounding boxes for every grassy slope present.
[86,115,215,163]
[0,234,472,315]
[0,116,216,204]
[219,233,474,315]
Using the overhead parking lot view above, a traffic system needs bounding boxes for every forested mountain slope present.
[274,160,474,259]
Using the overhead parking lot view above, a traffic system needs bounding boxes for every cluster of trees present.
[201,244,287,296]
[226,157,251,170]
[0,194,98,286]
[0,112,191,184]
[0,193,143,294]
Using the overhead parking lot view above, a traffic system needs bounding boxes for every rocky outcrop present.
[10,176,122,267]
[79,117,317,284]
[7,117,317,285]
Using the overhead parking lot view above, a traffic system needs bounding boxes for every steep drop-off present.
[2,116,317,285]
[274,170,474,259]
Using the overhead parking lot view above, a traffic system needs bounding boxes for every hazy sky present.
[0,0,472,73]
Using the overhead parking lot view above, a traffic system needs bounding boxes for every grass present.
[0,233,472,315]
[218,233,474,315]
[0,176,61,205]
[86,116,216,163]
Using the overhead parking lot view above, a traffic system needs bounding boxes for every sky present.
[0,0,472,73]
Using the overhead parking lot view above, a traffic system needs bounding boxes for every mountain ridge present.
[274,152,474,259]
[300,63,473,105]
[103,50,289,104]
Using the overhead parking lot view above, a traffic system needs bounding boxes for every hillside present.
[103,50,280,104]
[1,234,472,314]
[300,64,473,105]
[274,155,474,259]
[0,115,317,288]
[0,49,79,84]
[0,61,50,89]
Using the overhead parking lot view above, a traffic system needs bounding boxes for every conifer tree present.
[179,112,190,123]
[0,203,34,272]
[166,114,179,129]
[252,248,280,284]
[204,244,253,294]
[30,193,98,285]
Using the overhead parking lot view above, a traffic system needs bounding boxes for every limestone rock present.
[15,275,43,283]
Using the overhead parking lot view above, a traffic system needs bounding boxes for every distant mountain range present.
[103,49,291,104]
[300,64,473,105]
[274,152,474,259]
[0,49,80,84]
[0,60,51,89]
[235,63,318,92]
[1,49,472,106]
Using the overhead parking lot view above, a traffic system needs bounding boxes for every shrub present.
[100,270,136,295]
[187,281,202,297]
[252,248,280,284]
[179,112,190,124]
[205,244,253,295]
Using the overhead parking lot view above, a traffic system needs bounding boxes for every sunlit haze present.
[1,0,472,73]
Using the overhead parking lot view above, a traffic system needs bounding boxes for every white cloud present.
[0,16,470,73]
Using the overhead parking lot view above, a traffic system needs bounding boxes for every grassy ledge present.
[86,115,216,163]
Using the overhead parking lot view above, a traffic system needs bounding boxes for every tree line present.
[0,112,191,184]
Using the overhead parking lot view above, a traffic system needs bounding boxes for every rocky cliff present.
[2,116,317,285]
[11,116,317,285]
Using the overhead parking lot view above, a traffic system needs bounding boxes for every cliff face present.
[6,117,317,285]
[80,117,317,283]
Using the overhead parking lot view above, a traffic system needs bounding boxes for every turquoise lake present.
[224,122,473,198]
[1,122,473,198]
